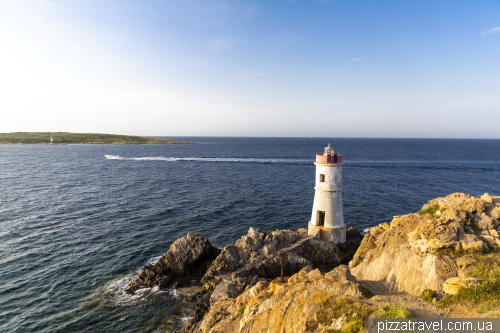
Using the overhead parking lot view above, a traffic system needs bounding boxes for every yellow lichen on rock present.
[193,265,370,333]
[437,193,485,214]
[350,193,498,297]
[379,222,391,230]
[443,277,481,295]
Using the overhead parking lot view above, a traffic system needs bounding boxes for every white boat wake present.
[104,155,309,163]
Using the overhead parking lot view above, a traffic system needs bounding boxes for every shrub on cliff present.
[378,305,413,318]
[420,289,438,302]
[308,296,375,331]
[417,206,440,216]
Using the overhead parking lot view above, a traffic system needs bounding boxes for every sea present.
[1,137,499,332]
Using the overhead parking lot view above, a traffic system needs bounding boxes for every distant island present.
[0,132,193,144]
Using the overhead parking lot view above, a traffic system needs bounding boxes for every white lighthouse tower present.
[308,144,346,243]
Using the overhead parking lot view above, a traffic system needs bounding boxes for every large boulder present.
[443,277,481,295]
[436,193,485,214]
[210,281,240,307]
[350,193,499,296]
[125,232,221,294]
[459,234,489,252]
[157,231,221,276]
[473,213,499,231]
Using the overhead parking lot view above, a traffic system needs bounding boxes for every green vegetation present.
[308,296,376,332]
[0,132,191,144]
[378,304,413,318]
[434,247,483,259]
[352,251,368,268]
[417,206,439,216]
[304,294,415,332]
[340,313,364,333]
[420,289,437,303]
[437,253,500,314]
[231,305,246,321]
[352,258,363,268]
[263,291,274,299]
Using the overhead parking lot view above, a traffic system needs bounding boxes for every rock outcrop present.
[178,226,362,332]
[125,232,221,294]
[183,265,371,333]
[350,193,500,296]
[200,226,362,286]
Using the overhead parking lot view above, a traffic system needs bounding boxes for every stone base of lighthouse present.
[308,221,346,244]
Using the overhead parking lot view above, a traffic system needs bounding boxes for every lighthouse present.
[308,144,346,243]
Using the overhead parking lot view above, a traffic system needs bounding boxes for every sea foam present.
[106,156,309,163]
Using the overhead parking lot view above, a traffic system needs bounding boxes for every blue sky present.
[0,0,499,138]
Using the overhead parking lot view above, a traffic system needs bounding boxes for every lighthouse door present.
[317,211,325,226]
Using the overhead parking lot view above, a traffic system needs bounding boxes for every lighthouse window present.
[319,174,325,182]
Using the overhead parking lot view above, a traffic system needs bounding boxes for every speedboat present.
[105,155,121,159]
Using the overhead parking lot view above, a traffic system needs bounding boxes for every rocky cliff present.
[200,226,362,286]
[125,231,221,294]
[186,265,373,333]
[124,226,363,331]
[350,193,500,296]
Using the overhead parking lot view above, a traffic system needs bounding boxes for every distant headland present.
[0,132,194,144]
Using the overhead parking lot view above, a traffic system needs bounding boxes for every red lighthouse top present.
[315,143,343,164]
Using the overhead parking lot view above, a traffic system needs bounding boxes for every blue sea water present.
[1,137,499,332]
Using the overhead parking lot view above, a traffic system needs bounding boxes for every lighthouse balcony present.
[315,154,342,165]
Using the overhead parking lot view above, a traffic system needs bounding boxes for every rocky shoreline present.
[125,192,500,332]
[350,192,500,296]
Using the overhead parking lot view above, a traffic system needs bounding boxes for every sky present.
[0,0,499,138]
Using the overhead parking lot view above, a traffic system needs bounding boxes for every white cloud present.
[350,57,371,62]
[32,16,44,19]
[481,27,500,36]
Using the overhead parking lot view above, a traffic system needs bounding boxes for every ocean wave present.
[101,275,181,306]
[105,155,309,163]
[146,255,162,266]
[102,273,136,297]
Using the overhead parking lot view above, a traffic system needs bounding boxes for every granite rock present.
[443,277,481,295]
[125,232,221,294]
[350,193,497,296]
[200,227,361,286]
[473,213,499,231]
[183,265,369,333]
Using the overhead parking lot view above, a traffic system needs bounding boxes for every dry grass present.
[306,296,375,332]
[437,253,500,314]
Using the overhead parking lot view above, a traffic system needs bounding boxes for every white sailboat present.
[50,137,53,144]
